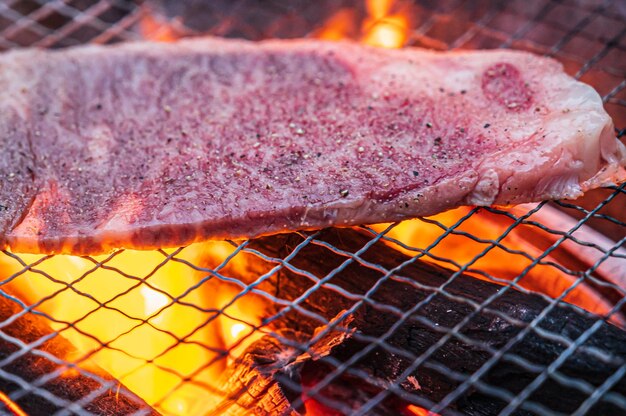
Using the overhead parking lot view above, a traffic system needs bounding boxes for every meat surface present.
[0,37,624,255]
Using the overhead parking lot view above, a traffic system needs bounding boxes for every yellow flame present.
[0,241,265,415]
[366,0,394,19]
[141,286,169,317]
[315,0,410,48]
[230,323,246,339]
[362,0,409,48]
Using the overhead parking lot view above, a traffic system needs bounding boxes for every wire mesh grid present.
[0,0,625,415]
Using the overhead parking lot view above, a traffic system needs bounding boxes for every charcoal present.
[218,228,626,415]
[0,291,156,416]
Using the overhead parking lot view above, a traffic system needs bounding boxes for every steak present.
[1,38,624,255]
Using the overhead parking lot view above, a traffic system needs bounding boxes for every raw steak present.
[0,38,624,255]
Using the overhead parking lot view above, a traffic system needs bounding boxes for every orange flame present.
[316,8,360,41]
[371,207,617,320]
[139,13,181,42]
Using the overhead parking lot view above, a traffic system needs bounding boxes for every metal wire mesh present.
[0,0,625,415]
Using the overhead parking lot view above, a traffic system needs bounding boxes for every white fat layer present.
[467,169,500,205]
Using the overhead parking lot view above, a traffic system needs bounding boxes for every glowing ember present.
[406,404,440,416]
[0,390,27,416]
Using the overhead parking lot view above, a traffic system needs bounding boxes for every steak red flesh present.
[1,38,624,254]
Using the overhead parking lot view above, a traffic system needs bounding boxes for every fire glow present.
[0,242,266,414]
[316,0,410,48]
[0,1,619,415]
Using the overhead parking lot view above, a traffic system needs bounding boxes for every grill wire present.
[0,0,625,415]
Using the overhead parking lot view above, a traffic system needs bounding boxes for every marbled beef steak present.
[1,37,624,254]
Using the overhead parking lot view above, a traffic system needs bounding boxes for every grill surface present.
[0,1,625,415]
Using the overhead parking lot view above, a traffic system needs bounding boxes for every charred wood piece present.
[219,228,626,415]
[0,293,157,416]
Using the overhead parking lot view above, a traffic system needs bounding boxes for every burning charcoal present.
[217,326,407,415]
[0,291,156,415]
[213,329,306,416]
[218,228,626,415]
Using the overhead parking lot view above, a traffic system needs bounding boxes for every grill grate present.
[0,1,625,415]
